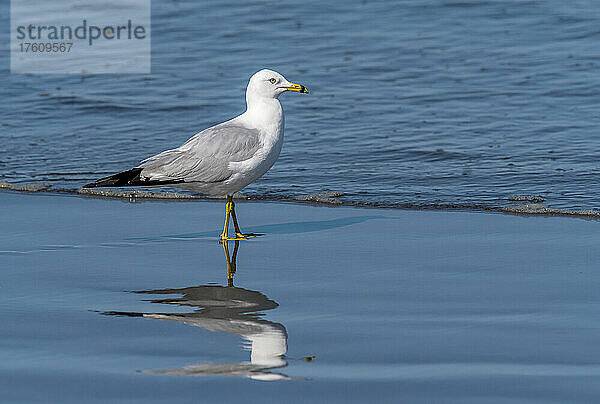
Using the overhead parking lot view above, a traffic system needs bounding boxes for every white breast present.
[226,98,285,191]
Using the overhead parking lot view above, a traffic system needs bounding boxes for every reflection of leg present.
[221,240,235,287]
[228,240,239,287]
[232,240,240,265]
[229,197,263,239]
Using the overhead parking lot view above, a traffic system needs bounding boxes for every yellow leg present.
[229,197,263,239]
[219,198,233,240]
[220,196,258,240]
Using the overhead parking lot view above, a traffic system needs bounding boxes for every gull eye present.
[269,78,276,84]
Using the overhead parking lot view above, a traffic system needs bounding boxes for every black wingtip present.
[83,168,143,188]
[83,168,186,188]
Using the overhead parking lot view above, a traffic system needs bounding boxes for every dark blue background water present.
[1,0,600,210]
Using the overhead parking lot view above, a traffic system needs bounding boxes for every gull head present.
[246,69,309,100]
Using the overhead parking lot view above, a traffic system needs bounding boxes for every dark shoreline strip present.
[2,180,600,219]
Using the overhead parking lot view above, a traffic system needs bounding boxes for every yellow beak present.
[285,82,309,94]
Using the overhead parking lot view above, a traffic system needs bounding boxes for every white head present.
[246,69,308,101]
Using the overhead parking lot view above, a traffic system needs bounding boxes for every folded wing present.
[138,123,262,184]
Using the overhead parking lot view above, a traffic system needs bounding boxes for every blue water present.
[4,192,600,403]
[1,0,600,210]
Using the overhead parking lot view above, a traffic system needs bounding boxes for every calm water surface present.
[1,0,600,210]
[3,192,600,403]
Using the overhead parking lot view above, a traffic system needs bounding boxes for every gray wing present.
[138,123,262,183]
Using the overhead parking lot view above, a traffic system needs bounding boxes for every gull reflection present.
[103,240,297,381]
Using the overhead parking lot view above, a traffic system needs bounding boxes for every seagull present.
[83,69,308,240]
